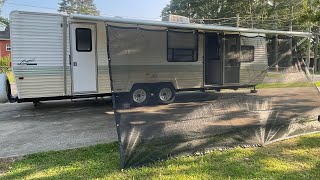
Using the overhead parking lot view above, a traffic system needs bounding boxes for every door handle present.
[73,62,77,66]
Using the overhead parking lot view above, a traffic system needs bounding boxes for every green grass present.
[256,82,315,89]
[255,81,320,89]
[1,133,320,179]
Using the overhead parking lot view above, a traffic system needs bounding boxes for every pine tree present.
[58,0,100,16]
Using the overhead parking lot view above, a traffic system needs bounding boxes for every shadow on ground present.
[116,87,320,167]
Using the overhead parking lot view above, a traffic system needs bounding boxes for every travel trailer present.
[0,11,311,106]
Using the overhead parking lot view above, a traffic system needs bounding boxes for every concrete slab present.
[0,98,117,158]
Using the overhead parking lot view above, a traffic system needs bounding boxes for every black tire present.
[6,80,12,101]
[0,74,9,103]
[130,85,151,106]
[156,85,176,105]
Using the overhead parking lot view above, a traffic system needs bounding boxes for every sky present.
[2,0,171,20]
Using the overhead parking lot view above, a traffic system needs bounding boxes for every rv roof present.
[71,14,312,37]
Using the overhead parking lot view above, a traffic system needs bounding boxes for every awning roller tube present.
[71,14,312,37]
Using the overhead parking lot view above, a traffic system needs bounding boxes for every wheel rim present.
[132,89,147,103]
[159,88,172,102]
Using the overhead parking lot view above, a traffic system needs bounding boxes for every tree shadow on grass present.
[1,135,319,179]
[297,135,320,148]
[0,143,120,180]
[123,133,320,179]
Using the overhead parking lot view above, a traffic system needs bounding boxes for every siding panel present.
[10,12,111,99]
[108,24,204,92]
[240,36,268,85]
[10,12,66,98]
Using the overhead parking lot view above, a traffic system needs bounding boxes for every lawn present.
[0,133,319,179]
[256,82,319,89]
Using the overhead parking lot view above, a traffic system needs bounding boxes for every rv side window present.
[167,30,198,62]
[240,45,254,62]
[76,28,92,52]
[225,36,240,60]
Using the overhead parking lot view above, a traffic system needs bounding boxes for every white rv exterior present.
[10,11,110,101]
[0,11,311,104]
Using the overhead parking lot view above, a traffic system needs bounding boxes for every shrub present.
[0,56,11,74]
[0,55,11,67]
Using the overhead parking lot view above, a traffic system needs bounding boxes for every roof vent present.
[162,15,190,23]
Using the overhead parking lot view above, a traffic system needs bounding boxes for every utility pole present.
[315,28,319,72]
[307,0,312,68]
[236,13,240,27]
[289,0,293,66]
[273,0,278,67]
[250,1,254,28]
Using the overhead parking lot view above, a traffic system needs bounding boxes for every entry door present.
[205,33,222,85]
[224,35,240,84]
[71,24,97,93]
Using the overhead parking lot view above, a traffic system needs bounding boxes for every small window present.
[6,44,11,51]
[76,28,92,52]
[168,48,195,62]
[167,30,198,62]
[240,45,254,62]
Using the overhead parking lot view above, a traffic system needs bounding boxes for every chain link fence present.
[0,56,11,74]
[0,66,11,74]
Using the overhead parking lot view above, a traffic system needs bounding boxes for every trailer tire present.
[156,85,175,105]
[0,74,10,103]
[130,85,151,106]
